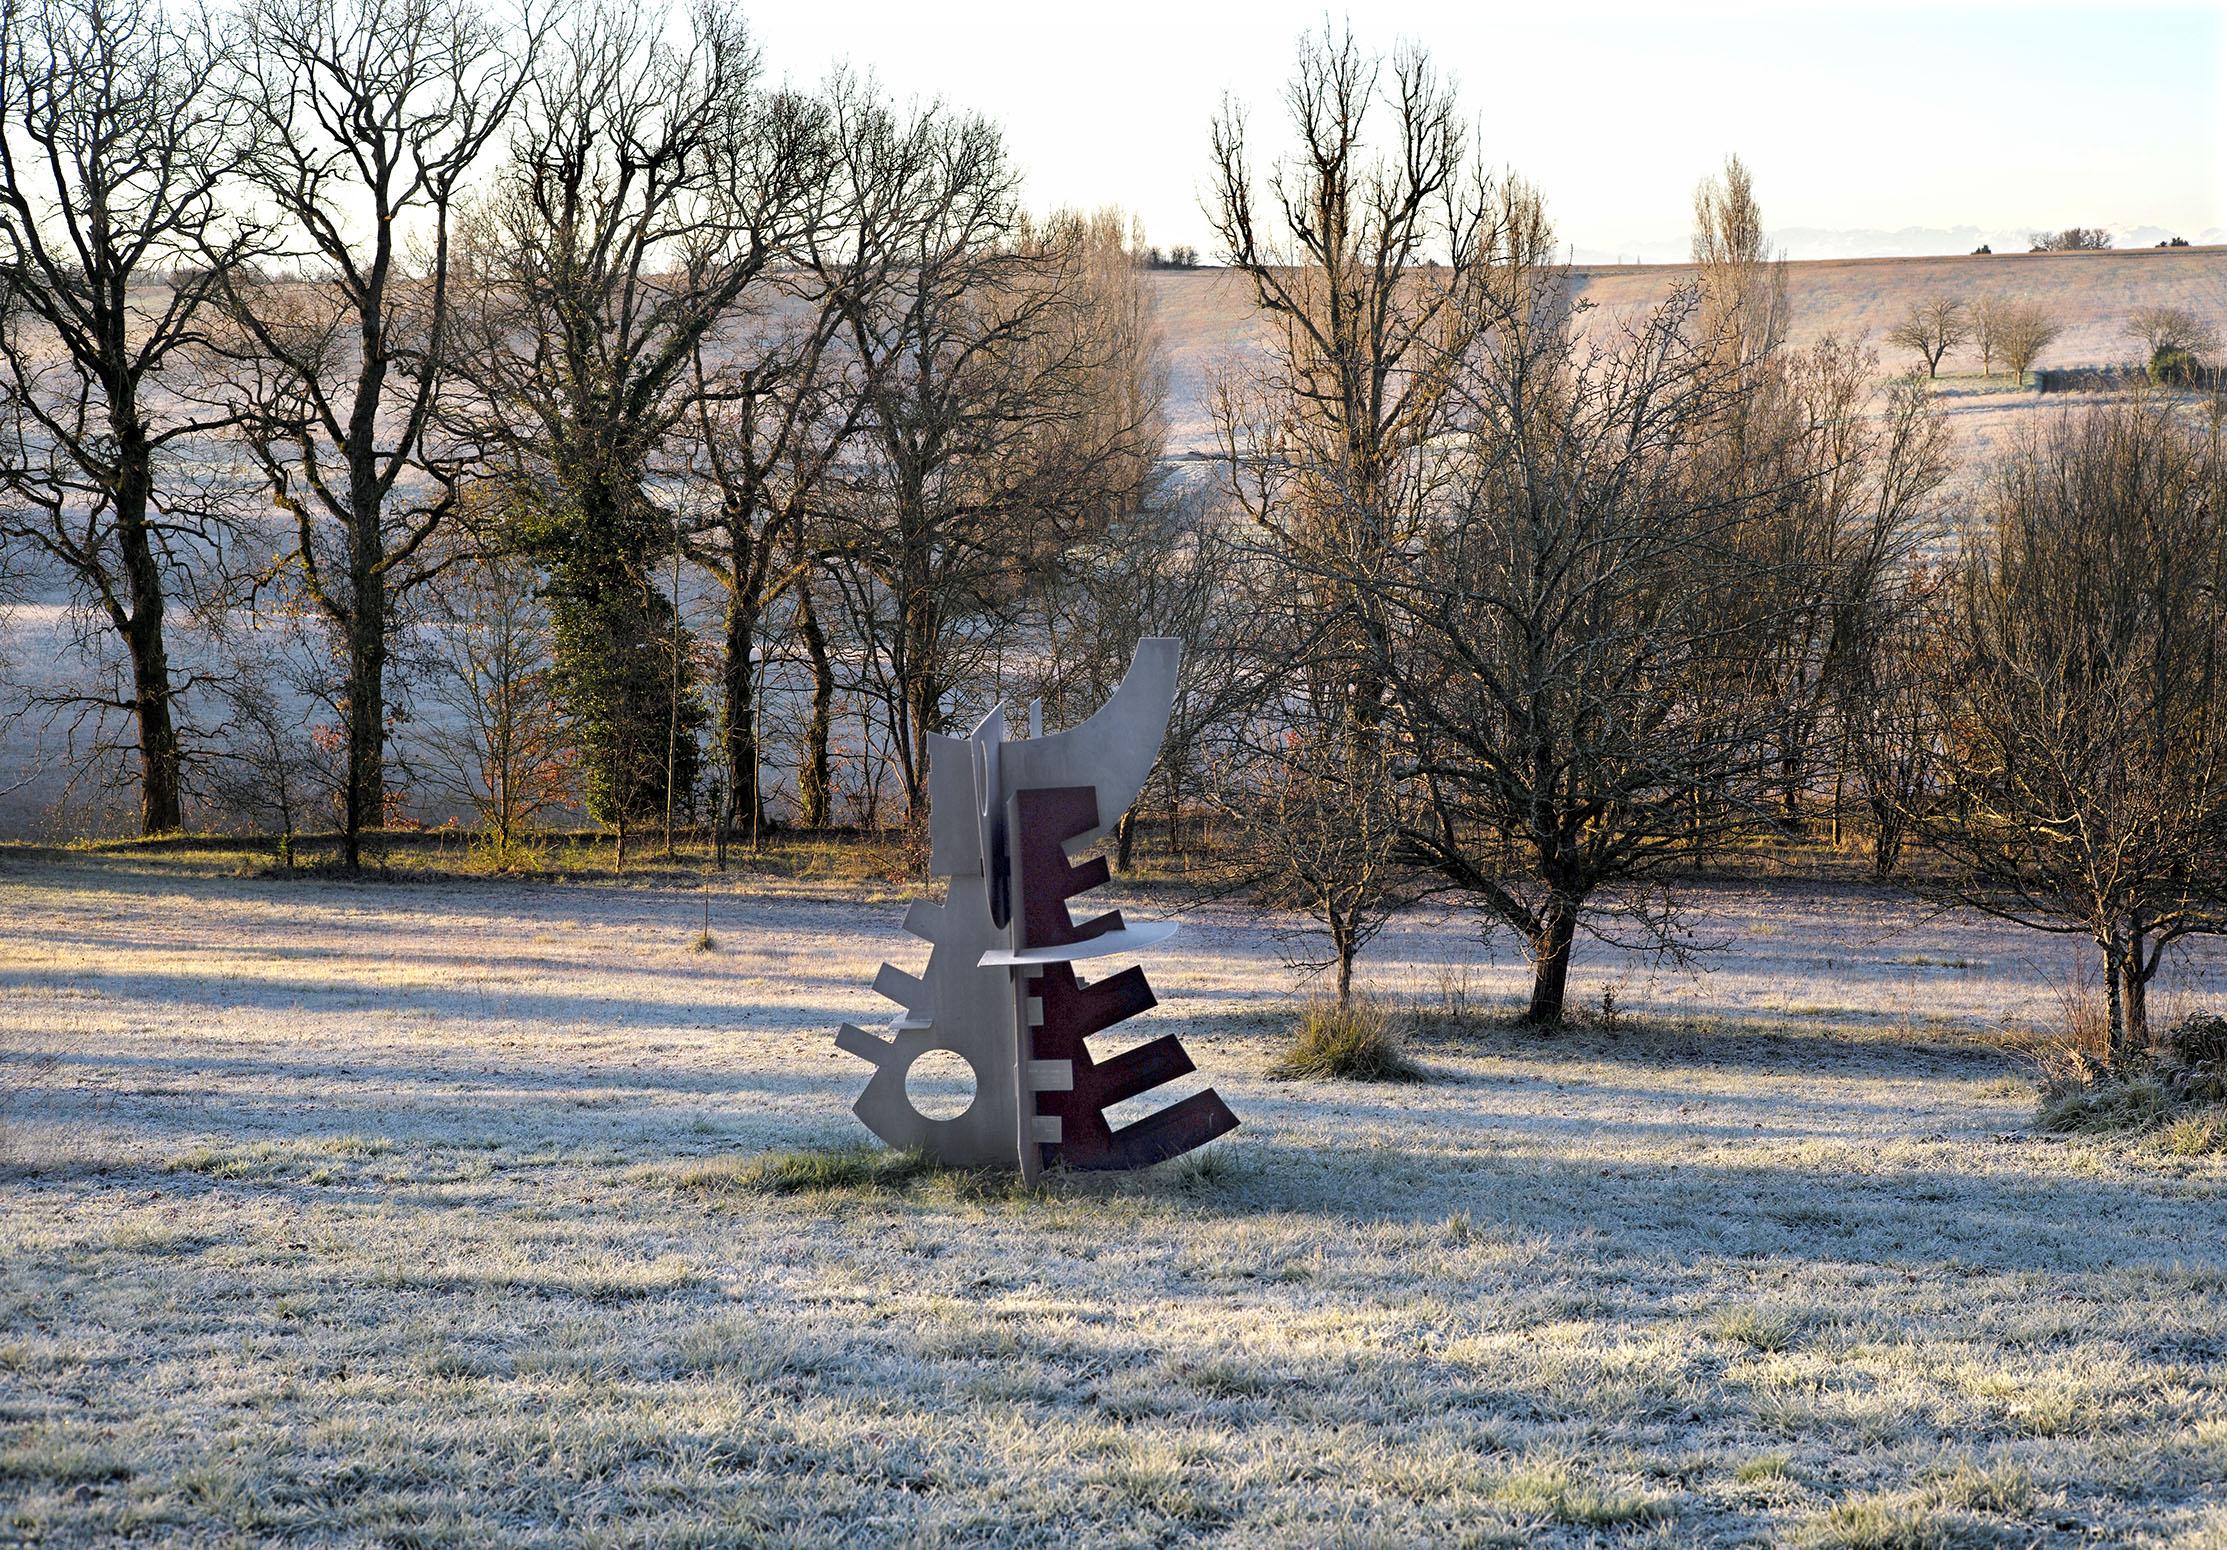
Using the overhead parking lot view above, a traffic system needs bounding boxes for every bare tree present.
[1691,153,1787,373]
[444,0,826,849]
[410,537,571,857]
[1992,300,2062,386]
[1358,230,1828,1024]
[1207,26,1495,706]
[1023,489,1241,871]
[1970,294,2005,377]
[1209,635,1413,1004]
[212,0,533,868]
[825,163,1163,818]
[1841,595,1939,876]
[2127,304,2219,363]
[1912,398,2227,1058]
[677,71,935,838]
[1886,296,1970,379]
[0,0,247,832]
[1770,342,1952,834]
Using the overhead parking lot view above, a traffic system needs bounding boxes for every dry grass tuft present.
[1271,997,1426,1082]
[2032,1010,2227,1153]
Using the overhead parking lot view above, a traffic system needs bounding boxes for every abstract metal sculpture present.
[835,638,1237,1178]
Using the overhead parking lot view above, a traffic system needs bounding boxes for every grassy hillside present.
[1150,246,2227,454]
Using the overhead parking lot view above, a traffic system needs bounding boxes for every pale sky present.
[750,0,2226,260]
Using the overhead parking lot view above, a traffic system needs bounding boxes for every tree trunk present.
[1334,933,1354,1006]
[797,583,833,829]
[1114,806,1136,872]
[339,422,388,872]
[2123,924,2150,1052]
[721,589,760,840]
[112,423,183,834]
[1525,898,1579,1026]
[343,580,385,873]
[1870,795,1902,878]
[2102,934,2127,1063]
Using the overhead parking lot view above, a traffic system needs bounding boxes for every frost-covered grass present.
[3,851,2226,1545]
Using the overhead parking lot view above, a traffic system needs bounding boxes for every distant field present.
[1150,246,2227,454]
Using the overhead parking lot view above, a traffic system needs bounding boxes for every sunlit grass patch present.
[0,1429,131,1488]
[2162,1108,2227,1155]
[2037,1074,2182,1137]
[1713,1304,1800,1353]
[106,1219,208,1256]
[1734,1452,1795,1485]
[1488,1459,1673,1527]
[165,1133,398,1184]
[656,1142,1089,1206]
[660,1143,937,1197]
[1795,1493,1997,1550]
[363,1243,700,1304]
[1922,1460,2034,1514]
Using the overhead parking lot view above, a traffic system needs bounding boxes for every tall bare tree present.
[677,70,926,837]
[0,0,246,832]
[1691,154,1787,375]
[1770,340,1952,830]
[445,0,825,849]
[1205,27,1503,994]
[1207,24,1494,712]
[826,152,1163,817]
[1914,399,2227,1057]
[1387,268,1828,1022]
[213,0,532,867]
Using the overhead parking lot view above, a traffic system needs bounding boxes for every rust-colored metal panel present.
[1016,784,1237,1172]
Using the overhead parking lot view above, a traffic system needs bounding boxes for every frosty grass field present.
[3,849,2226,1546]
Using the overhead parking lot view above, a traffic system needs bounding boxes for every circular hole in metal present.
[904,1048,977,1121]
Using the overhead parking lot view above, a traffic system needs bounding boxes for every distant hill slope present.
[1149,247,2227,454]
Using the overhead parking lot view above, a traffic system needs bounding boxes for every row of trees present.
[1886,294,2062,380]
[1191,33,2227,1052]
[1886,295,2218,383]
[0,0,1162,867]
[5,7,2222,1055]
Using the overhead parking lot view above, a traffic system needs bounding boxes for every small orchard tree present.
[1202,542,1415,1005]
[1970,295,2004,377]
[2127,304,2217,362]
[411,544,573,859]
[1886,296,1970,378]
[1993,300,2062,385]
[1913,398,2227,1059]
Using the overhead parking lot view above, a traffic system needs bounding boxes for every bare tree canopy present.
[2030,226,2113,252]
[1885,296,1970,379]
[0,0,247,831]
[2127,304,2219,363]
[1913,398,2227,1056]
[211,0,535,867]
